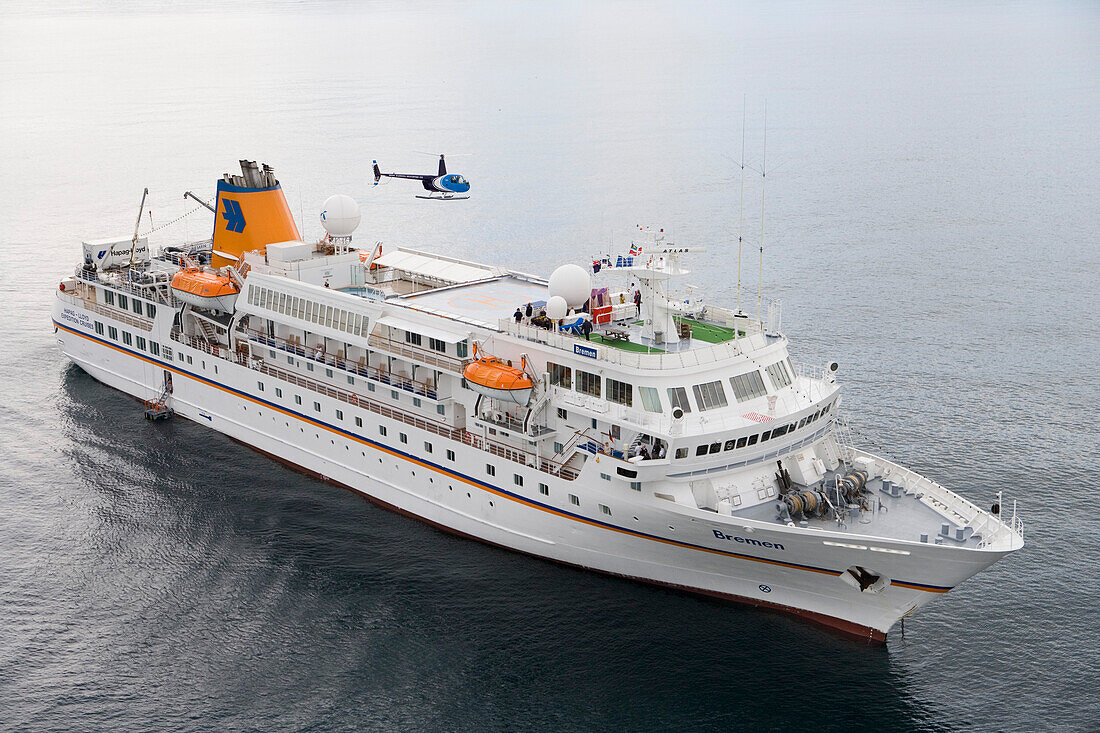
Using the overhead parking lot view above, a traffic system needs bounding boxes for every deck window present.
[693,380,728,410]
[146,303,156,318]
[736,436,748,449]
[447,449,455,461]
[405,331,422,346]
[150,342,159,356]
[539,483,549,495]
[576,370,600,397]
[696,445,708,456]
[94,322,104,335]
[724,440,736,451]
[667,387,692,414]
[486,464,496,476]
[675,448,688,459]
[729,371,767,402]
[118,294,128,309]
[569,494,580,506]
[607,378,632,407]
[103,290,114,305]
[122,331,132,346]
[548,362,572,388]
[639,386,662,413]
[709,442,721,454]
[132,299,142,315]
[765,360,793,390]
[747,434,758,446]
[514,474,523,487]
[428,337,445,352]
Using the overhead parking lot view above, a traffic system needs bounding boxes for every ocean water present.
[1,1,1098,730]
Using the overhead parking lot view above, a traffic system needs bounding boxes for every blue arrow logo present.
[221,198,246,233]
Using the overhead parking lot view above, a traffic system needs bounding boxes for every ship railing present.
[366,333,467,374]
[242,329,439,400]
[184,330,580,481]
[77,265,180,306]
[58,288,155,332]
[842,444,1025,550]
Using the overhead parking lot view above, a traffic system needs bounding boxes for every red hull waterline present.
[237,439,890,646]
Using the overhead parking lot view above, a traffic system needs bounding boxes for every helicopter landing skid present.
[416,194,470,200]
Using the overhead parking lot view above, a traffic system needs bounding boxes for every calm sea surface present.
[1,2,1097,731]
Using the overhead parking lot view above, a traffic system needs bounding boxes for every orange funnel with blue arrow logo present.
[212,160,301,268]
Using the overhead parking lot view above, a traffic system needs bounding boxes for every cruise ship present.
[52,161,1024,642]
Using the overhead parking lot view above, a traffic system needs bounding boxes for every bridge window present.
[576,370,600,397]
[729,371,767,402]
[765,361,793,389]
[639,386,662,413]
[693,380,728,410]
[607,378,632,407]
[548,362,572,388]
[667,387,692,414]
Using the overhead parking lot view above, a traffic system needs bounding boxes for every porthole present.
[489,500,494,507]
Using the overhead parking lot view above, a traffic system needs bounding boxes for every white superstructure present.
[52,161,1024,642]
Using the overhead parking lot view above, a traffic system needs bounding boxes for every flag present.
[629,242,642,256]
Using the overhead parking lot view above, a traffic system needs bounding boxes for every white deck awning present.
[373,249,495,284]
[376,314,469,343]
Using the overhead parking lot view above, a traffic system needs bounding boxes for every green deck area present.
[587,333,665,353]
[675,317,740,343]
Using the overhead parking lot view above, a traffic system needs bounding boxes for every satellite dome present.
[547,264,591,308]
[320,194,361,237]
[546,295,568,320]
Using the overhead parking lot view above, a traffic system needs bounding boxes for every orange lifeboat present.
[463,354,533,405]
[171,267,239,312]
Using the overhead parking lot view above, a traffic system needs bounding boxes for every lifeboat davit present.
[171,267,239,312]
[463,354,533,405]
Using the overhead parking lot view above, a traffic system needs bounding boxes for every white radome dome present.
[547,264,591,308]
[546,295,568,320]
[320,194,361,237]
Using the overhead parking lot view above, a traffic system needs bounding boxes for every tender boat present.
[463,353,534,405]
[171,267,239,312]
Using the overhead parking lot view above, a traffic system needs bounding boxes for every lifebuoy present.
[59,282,66,291]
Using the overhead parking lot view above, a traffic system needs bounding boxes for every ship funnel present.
[211,160,301,268]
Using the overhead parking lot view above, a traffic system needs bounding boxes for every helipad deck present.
[396,275,549,328]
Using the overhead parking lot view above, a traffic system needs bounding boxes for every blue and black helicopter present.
[372,154,471,199]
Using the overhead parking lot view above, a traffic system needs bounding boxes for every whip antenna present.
[736,95,746,314]
[757,100,767,323]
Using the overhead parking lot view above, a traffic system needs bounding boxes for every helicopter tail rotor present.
[372,160,381,185]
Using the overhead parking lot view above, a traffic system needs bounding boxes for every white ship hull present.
[53,301,1016,642]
